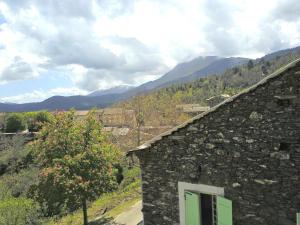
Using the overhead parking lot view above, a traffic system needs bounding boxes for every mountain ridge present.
[1,46,300,112]
[88,85,134,97]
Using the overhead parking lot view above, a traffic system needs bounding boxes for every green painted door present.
[217,196,232,225]
[185,191,201,225]
[297,213,300,225]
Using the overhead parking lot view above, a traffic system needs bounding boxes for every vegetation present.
[0,111,138,225]
[117,52,300,126]
[30,110,122,225]
[26,111,53,132]
[0,195,40,225]
[0,111,53,133]
[47,167,141,225]
[0,136,32,170]
[5,113,27,133]
[0,137,40,225]
[0,52,299,224]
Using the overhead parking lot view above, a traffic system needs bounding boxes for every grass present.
[46,167,141,225]
[105,196,141,219]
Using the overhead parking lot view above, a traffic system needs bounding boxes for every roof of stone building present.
[128,58,300,154]
[176,104,210,113]
[206,94,231,101]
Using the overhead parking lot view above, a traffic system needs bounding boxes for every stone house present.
[129,59,300,225]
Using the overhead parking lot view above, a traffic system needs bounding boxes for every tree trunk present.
[137,124,140,146]
[82,198,88,225]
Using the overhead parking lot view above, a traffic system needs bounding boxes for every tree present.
[130,96,145,146]
[232,67,240,74]
[5,113,26,133]
[247,59,254,69]
[31,110,121,225]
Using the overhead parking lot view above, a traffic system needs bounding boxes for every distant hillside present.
[0,94,119,112]
[262,46,300,61]
[88,85,134,97]
[0,46,299,112]
[121,56,249,97]
[157,56,219,83]
[116,50,300,128]
[154,57,249,89]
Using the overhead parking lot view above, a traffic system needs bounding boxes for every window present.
[216,196,233,225]
[279,142,291,151]
[183,188,232,225]
[185,191,201,225]
[274,95,296,107]
[276,98,292,107]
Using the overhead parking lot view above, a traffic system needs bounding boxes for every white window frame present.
[178,181,224,225]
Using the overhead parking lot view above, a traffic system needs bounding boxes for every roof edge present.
[127,58,300,155]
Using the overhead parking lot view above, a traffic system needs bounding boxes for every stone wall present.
[136,61,300,225]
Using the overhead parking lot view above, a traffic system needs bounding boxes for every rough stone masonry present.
[130,59,300,225]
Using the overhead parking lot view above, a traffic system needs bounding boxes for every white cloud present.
[0,87,88,103]
[0,56,40,82]
[0,0,299,97]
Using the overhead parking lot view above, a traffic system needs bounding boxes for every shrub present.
[0,136,31,174]
[0,197,40,225]
[0,180,40,225]
[0,168,39,197]
[119,167,140,190]
[26,111,53,132]
[5,113,26,133]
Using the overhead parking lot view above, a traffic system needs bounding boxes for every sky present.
[0,0,300,103]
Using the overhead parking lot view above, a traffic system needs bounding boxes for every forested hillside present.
[116,52,300,130]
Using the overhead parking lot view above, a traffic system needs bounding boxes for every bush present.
[0,168,39,197]
[5,113,26,133]
[0,197,40,225]
[0,181,41,225]
[26,111,53,132]
[0,136,31,174]
[119,167,140,190]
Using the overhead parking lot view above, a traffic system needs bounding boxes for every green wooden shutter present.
[185,191,201,225]
[217,196,232,225]
[297,213,300,225]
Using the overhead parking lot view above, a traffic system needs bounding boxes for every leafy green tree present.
[5,113,26,133]
[31,110,121,225]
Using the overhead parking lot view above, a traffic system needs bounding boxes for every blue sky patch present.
[0,13,6,25]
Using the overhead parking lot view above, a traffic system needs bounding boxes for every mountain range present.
[1,46,300,112]
[88,85,134,97]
